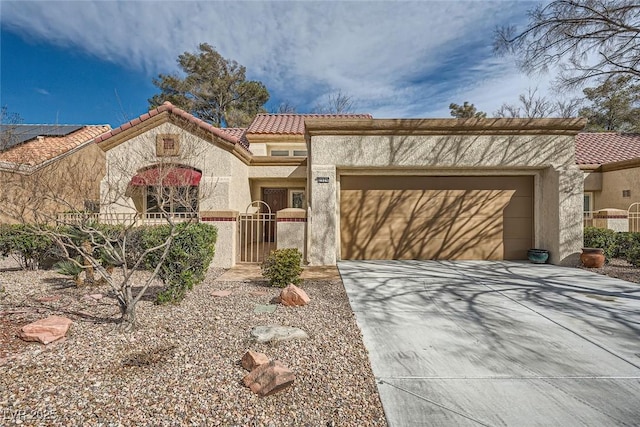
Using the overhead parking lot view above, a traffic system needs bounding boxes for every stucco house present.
[64,102,584,268]
[0,124,109,224]
[577,133,640,213]
[2,105,596,267]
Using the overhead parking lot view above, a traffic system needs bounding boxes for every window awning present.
[130,167,202,186]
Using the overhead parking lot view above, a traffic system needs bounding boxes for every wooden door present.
[262,188,287,242]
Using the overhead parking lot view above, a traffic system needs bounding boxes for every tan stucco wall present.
[583,171,602,192]
[0,143,105,224]
[101,122,252,215]
[595,167,640,210]
[306,128,583,266]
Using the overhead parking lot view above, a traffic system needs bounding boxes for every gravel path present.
[0,258,387,426]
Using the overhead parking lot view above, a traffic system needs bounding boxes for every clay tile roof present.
[0,125,111,167]
[218,128,249,148]
[246,113,373,135]
[93,102,250,151]
[576,132,640,165]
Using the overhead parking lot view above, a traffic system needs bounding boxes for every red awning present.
[130,167,202,186]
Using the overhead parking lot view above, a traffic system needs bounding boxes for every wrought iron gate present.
[629,202,640,232]
[238,201,276,263]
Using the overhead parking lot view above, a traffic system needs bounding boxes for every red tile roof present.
[0,125,110,167]
[576,133,640,165]
[246,113,373,135]
[218,127,249,147]
[93,102,250,150]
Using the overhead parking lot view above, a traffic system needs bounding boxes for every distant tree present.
[273,100,297,114]
[494,88,581,118]
[495,0,640,89]
[0,107,23,151]
[149,43,270,127]
[578,75,640,131]
[449,102,487,118]
[312,91,356,114]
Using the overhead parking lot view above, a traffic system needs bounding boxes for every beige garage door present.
[340,176,533,260]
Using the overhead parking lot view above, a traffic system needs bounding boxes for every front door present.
[262,188,287,241]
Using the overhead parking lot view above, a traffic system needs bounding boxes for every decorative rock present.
[88,293,103,300]
[243,360,295,396]
[250,290,269,297]
[241,350,270,371]
[250,325,309,343]
[36,295,62,303]
[279,284,310,307]
[254,304,277,314]
[19,315,72,345]
[212,290,232,297]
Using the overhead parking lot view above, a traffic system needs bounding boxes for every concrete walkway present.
[338,260,640,426]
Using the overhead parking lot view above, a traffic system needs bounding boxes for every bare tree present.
[273,100,297,114]
[0,126,213,330]
[0,106,23,151]
[312,90,356,114]
[494,88,582,118]
[495,0,640,88]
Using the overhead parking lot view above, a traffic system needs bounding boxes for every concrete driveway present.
[338,261,640,426]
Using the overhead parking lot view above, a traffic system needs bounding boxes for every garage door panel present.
[504,197,533,217]
[504,239,533,259]
[341,191,515,219]
[340,175,533,260]
[343,215,504,241]
[349,237,504,260]
[503,218,533,239]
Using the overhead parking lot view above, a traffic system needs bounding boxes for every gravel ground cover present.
[0,258,387,426]
[2,256,638,427]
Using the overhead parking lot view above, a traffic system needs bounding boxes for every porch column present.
[308,165,337,265]
[539,166,583,265]
[201,210,238,268]
[276,208,307,260]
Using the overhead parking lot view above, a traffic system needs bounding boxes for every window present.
[163,138,175,151]
[146,186,198,214]
[156,134,180,156]
[292,150,308,157]
[270,150,289,156]
[291,190,306,209]
[623,190,631,198]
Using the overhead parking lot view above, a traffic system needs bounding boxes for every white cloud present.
[3,0,545,117]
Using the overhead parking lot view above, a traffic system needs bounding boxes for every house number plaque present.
[315,177,330,184]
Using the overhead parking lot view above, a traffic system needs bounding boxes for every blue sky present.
[1,0,561,128]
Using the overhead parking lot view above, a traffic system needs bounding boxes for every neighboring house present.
[0,124,110,224]
[577,133,640,213]
[81,103,585,267]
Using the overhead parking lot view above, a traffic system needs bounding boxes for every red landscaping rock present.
[279,284,310,307]
[243,360,295,396]
[241,350,270,371]
[18,316,72,345]
[36,295,62,303]
[212,290,232,297]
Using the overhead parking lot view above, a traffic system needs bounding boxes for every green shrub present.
[613,232,639,259]
[261,248,303,288]
[625,246,640,267]
[0,224,55,270]
[142,223,217,304]
[583,227,617,262]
